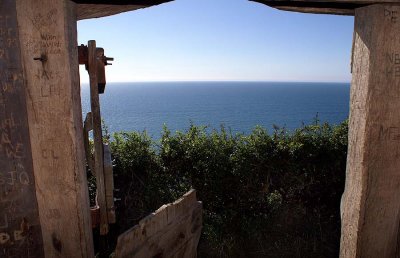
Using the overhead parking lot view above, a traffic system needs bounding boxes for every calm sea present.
[80,82,350,138]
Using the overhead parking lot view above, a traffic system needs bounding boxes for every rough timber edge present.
[75,0,397,19]
[250,0,378,15]
[75,1,173,20]
[114,189,202,258]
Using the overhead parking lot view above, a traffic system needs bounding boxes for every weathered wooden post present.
[11,0,93,257]
[0,1,170,257]
[255,1,400,257]
[341,5,400,257]
[0,1,45,257]
[0,0,94,257]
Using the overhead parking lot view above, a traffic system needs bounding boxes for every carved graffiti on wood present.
[385,52,400,79]
[384,8,398,23]
[0,1,44,257]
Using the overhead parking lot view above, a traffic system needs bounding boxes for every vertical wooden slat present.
[104,143,116,224]
[340,4,400,258]
[16,0,94,257]
[84,112,94,174]
[88,40,109,235]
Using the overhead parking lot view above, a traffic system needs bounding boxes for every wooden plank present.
[115,190,202,258]
[0,1,44,257]
[340,4,400,258]
[75,1,172,20]
[252,0,398,15]
[76,0,400,18]
[252,0,358,15]
[256,0,400,2]
[16,0,94,257]
[104,143,116,224]
[77,4,144,20]
[96,48,106,94]
[83,112,94,174]
[73,0,171,4]
[88,40,109,235]
[252,2,356,15]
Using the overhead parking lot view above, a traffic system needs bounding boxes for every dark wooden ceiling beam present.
[74,0,173,20]
[72,0,169,5]
[74,0,400,19]
[251,0,399,15]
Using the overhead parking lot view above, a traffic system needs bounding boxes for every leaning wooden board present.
[115,190,202,258]
[0,0,44,257]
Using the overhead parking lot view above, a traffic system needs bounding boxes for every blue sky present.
[77,0,354,83]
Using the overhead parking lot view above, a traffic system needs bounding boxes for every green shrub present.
[110,131,163,230]
[107,120,348,258]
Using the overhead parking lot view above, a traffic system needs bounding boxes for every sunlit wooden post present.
[254,1,400,257]
[340,5,400,257]
[0,1,45,257]
[0,0,94,257]
[15,0,94,257]
[0,1,171,257]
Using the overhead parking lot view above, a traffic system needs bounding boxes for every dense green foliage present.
[108,120,348,258]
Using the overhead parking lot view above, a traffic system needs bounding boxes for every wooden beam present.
[104,144,116,224]
[83,112,94,174]
[88,40,109,235]
[0,1,44,257]
[252,1,359,15]
[77,4,145,20]
[72,0,169,4]
[252,0,399,15]
[75,1,172,20]
[340,4,400,257]
[16,0,94,257]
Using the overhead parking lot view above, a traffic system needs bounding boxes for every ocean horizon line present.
[81,81,350,136]
[80,80,351,86]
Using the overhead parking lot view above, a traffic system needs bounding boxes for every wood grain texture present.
[252,0,399,15]
[83,112,94,174]
[88,40,109,236]
[16,0,94,257]
[340,4,400,258]
[103,143,116,224]
[115,190,202,258]
[77,4,144,20]
[0,1,44,257]
[72,0,170,3]
[252,0,357,15]
[76,2,171,20]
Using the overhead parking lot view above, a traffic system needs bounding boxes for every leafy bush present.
[107,120,348,258]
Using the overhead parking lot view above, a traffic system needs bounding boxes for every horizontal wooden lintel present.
[73,0,169,4]
[74,1,172,20]
[251,0,400,15]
